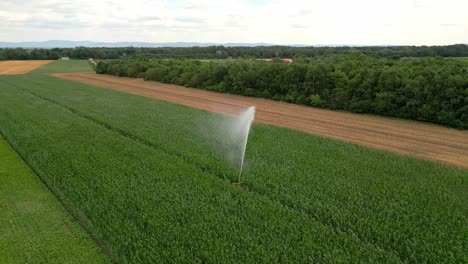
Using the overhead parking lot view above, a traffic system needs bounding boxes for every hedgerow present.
[96,55,468,129]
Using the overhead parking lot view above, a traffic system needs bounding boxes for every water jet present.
[234,106,255,185]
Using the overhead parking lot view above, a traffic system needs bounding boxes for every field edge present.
[0,131,113,263]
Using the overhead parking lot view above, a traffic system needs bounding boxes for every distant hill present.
[0,40,302,48]
[1,41,465,49]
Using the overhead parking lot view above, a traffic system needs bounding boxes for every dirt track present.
[0,60,52,74]
[52,72,468,169]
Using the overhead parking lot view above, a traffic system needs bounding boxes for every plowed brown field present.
[0,60,52,74]
[53,72,468,169]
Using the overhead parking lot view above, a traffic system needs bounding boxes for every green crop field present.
[0,71,466,263]
[0,136,108,263]
[28,60,93,74]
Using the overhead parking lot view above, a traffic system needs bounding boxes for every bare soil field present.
[0,60,52,74]
[53,72,468,169]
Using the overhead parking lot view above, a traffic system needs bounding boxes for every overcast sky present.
[0,0,466,45]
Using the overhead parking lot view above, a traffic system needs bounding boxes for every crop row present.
[0,76,402,262]
[0,75,467,263]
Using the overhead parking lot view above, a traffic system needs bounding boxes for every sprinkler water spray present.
[234,106,255,186]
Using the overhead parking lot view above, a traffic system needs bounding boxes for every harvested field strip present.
[57,73,467,146]
[2,75,467,263]
[53,72,468,169]
[81,73,468,146]
[0,60,52,74]
[0,76,403,263]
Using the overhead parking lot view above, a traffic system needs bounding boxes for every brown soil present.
[0,60,52,74]
[52,72,468,169]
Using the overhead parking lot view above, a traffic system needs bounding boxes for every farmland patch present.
[0,74,466,262]
[54,72,468,169]
[0,135,108,263]
[0,60,52,74]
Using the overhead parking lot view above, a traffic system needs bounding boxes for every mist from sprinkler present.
[234,106,255,185]
[196,105,256,187]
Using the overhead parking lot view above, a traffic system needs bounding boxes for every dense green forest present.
[1,44,468,60]
[96,54,468,129]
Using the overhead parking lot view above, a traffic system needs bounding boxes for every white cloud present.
[0,0,466,45]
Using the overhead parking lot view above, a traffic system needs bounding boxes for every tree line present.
[96,53,468,129]
[1,44,468,60]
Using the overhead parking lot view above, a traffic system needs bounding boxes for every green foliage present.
[0,137,108,263]
[309,94,324,106]
[2,44,468,60]
[97,55,468,129]
[0,74,467,263]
